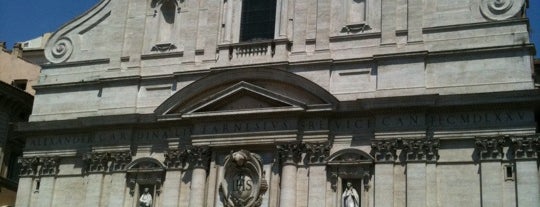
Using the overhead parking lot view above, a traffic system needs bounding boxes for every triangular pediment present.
[179,81,307,118]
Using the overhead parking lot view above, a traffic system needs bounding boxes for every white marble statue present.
[139,188,153,207]
[342,182,359,207]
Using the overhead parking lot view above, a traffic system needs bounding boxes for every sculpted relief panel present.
[220,150,268,207]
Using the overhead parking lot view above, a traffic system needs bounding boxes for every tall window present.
[239,0,276,42]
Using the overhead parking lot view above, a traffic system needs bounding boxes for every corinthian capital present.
[402,139,439,161]
[475,137,505,160]
[277,143,303,164]
[186,146,211,169]
[110,151,132,171]
[39,157,61,176]
[18,157,40,176]
[164,148,187,169]
[83,152,110,173]
[371,139,398,162]
[305,142,331,164]
[511,136,539,159]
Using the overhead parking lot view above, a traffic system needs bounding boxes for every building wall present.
[15,0,539,207]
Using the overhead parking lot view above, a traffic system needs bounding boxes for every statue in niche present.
[342,182,359,207]
[150,0,181,48]
[139,188,153,207]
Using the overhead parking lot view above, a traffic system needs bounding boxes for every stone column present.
[277,143,303,207]
[512,137,540,207]
[402,139,439,207]
[475,137,505,207]
[305,143,331,207]
[82,152,109,207]
[163,149,186,207]
[187,146,210,207]
[372,139,398,207]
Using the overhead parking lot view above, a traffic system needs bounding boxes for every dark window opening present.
[11,79,28,91]
[240,0,276,42]
[504,165,514,181]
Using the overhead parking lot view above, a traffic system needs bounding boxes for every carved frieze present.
[480,0,525,21]
[305,143,331,164]
[277,143,303,164]
[219,150,268,207]
[402,139,440,161]
[18,157,40,176]
[511,136,539,159]
[371,139,398,162]
[475,137,506,159]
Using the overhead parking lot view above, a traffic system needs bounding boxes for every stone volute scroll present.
[219,150,268,207]
[480,0,525,21]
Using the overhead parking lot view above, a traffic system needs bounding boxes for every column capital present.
[186,146,211,169]
[371,139,398,162]
[164,148,188,169]
[277,143,303,165]
[18,157,40,177]
[39,157,61,176]
[511,136,539,159]
[402,138,440,161]
[110,151,132,171]
[305,142,331,164]
[83,152,110,173]
[475,137,505,160]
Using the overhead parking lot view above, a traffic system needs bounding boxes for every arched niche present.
[327,148,374,207]
[126,157,166,207]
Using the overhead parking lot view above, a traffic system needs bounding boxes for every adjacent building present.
[0,43,38,207]
[15,0,540,207]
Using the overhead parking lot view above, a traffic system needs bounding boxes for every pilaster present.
[305,143,331,207]
[372,139,398,207]
[162,149,187,207]
[511,136,540,207]
[475,137,505,207]
[401,138,439,207]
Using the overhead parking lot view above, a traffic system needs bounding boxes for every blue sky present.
[0,1,539,57]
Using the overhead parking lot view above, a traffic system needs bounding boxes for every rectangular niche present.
[348,0,366,25]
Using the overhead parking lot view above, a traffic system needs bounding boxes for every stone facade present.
[15,0,539,207]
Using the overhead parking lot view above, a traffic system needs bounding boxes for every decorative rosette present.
[480,0,525,21]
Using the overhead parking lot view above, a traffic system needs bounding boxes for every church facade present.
[15,0,539,207]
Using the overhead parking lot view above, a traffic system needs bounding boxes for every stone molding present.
[18,156,61,177]
[305,142,331,164]
[371,139,398,162]
[475,137,505,160]
[402,139,440,161]
[277,143,303,165]
[511,136,539,159]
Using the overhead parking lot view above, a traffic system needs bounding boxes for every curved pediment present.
[155,68,338,119]
[327,148,374,165]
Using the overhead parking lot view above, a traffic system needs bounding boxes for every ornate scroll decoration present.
[480,0,525,21]
[305,143,331,164]
[277,143,303,165]
[186,146,211,169]
[219,150,268,207]
[46,37,74,63]
[402,139,440,161]
[371,139,398,162]
[511,136,539,159]
[164,148,187,169]
[475,137,506,159]
[83,152,110,173]
[39,157,61,176]
[110,151,132,171]
[18,157,40,176]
